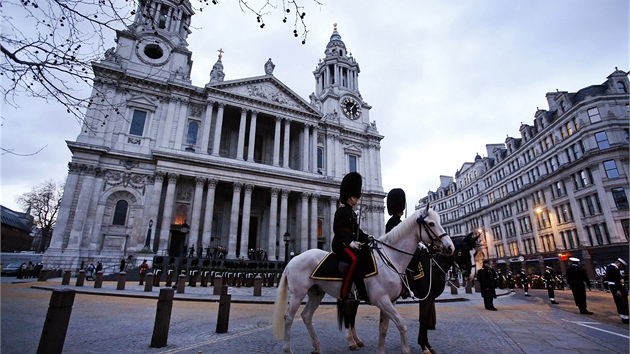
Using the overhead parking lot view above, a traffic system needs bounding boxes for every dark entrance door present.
[169,231,186,257]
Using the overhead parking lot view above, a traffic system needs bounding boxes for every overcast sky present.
[1,0,628,215]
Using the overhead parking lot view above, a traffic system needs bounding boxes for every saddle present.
[310,251,378,281]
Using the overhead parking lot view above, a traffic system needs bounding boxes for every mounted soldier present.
[332,172,371,302]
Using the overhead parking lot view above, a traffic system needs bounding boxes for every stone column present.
[201,100,214,153]
[173,98,188,148]
[201,179,217,250]
[48,164,81,250]
[145,172,165,250]
[239,184,254,258]
[310,193,319,249]
[279,189,289,260]
[302,124,310,171]
[236,109,247,161]
[211,103,225,156]
[67,166,97,250]
[158,174,178,254]
[311,126,318,173]
[326,134,335,176]
[282,119,291,168]
[88,169,107,251]
[227,182,243,259]
[268,188,279,260]
[189,177,205,249]
[300,193,309,252]
[273,117,281,166]
[247,111,257,161]
[329,196,338,249]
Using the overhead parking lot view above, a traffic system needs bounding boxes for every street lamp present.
[283,232,291,262]
[143,219,153,251]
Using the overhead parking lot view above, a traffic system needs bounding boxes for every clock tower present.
[104,0,195,83]
[312,24,371,124]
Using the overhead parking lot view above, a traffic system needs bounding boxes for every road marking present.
[563,319,630,339]
[159,325,271,353]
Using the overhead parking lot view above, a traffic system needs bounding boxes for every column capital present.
[311,192,320,199]
[195,176,205,186]
[207,178,218,188]
[167,173,179,183]
[154,171,166,182]
[244,183,254,193]
[301,192,310,200]
[250,110,258,116]
[281,188,290,197]
[330,196,339,204]
[233,181,243,191]
[217,102,226,108]
[270,187,280,196]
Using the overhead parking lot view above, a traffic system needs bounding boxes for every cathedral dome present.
[325,23,347,56]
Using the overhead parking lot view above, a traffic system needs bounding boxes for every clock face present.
[341,97,361,120]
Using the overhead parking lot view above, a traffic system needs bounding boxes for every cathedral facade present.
[44,1,386,270]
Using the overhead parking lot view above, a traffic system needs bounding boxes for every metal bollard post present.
[117,272,127,290]
[450,278,458,295]
[145,273,154,292]
[253,275,262,296]
[176,274,186,294]
[474,279,481,293]
[465,280,473,294]
[213,275,223,295]
[94,271,104,289]
[150,288,174,348]
[216,285,231,333]
[61,270,71,285]
[37,289,76,354]
[75,270,86,287]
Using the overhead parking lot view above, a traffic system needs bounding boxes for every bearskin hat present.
[340,172,362,202]
[387,188,406,216]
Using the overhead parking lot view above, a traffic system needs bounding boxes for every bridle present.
[416,212,449,242]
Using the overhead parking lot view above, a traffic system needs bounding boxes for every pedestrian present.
[188,245,195,258]
[95,262,103,274]
[520,268,530,296]
[477,260,498,311]
[119,258,126,273]
[86,263,95,280]
[605,258,629,324]
[385,188,405,233]
[544,266,559,304]
[138,259,149,285]
[332,172,371,302]
[565,257,593,315]
[507,271,515,293]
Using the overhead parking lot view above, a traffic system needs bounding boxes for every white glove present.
[417,242,428,251]
[368,235,375,242]
[349,241,361,249]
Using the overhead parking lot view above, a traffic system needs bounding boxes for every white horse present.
[272,205,455,354]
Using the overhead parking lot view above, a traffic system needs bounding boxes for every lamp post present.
[283,232,291,262]
[143,219,153,252]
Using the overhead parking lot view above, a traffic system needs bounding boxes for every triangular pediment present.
[207,75,319,116]
[127,95,158,111]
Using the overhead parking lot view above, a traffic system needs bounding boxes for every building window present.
[129,110,147,136]
[612,187,629,210]
[186,121,199,145]
[603,160,620,178]
[158,5,170,29]
[621,219,629,241]
[594,131,610,150]
[112,200,128,225]
[174,205,188,225]
[317,148,324,171]
[587,107,601,123]
[593,225,604,245]
[579,170,589,187]
[348,155,357,173]
[617,81,628,93]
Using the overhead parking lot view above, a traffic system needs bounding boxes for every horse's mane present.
[380,209,424,244]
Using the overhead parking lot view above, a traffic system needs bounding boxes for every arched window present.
[112,200,129,225]
[174,205,188,225]
[186,121,199,145]
[617,81,627,93]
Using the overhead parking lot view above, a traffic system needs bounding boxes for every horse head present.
[416,203,454,256]
[453,231,483,280]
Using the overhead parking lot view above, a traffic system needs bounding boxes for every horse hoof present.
[348,344,360,351]
[429,349,437,354]
[357,341,365,347]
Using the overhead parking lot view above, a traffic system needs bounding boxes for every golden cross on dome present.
[333,23,337,31]
[217,48,224,60]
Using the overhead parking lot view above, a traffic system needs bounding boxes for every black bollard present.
[75,270,85,287]
[253,275,262,296]
[176,274,186,294]
[94,271,104,289]
[145,273,154,292]
[465,279,473,294]
[150,288,174,348]
[216,285,231,333]
[61,270,71,285]
[117,272,127,290]
[213,275,223,295]
[450,278,458,295]
[37,289,76,354]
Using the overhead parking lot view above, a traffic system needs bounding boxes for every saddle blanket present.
[310,251,378,281]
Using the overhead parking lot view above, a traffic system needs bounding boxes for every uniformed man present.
[544,266,559,304]
[565,257,593,314]
[520,268,530,296]
[605,258,629,324]
[477,260,498,311]
[385,188,405,233]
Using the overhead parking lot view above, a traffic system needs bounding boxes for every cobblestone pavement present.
[1,278,628,354]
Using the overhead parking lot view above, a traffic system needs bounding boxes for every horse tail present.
[336,299,344,331]
[272,270,288,340]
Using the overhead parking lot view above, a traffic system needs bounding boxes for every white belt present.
[608,282,616,285]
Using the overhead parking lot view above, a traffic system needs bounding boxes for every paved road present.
[1,277,628,353]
